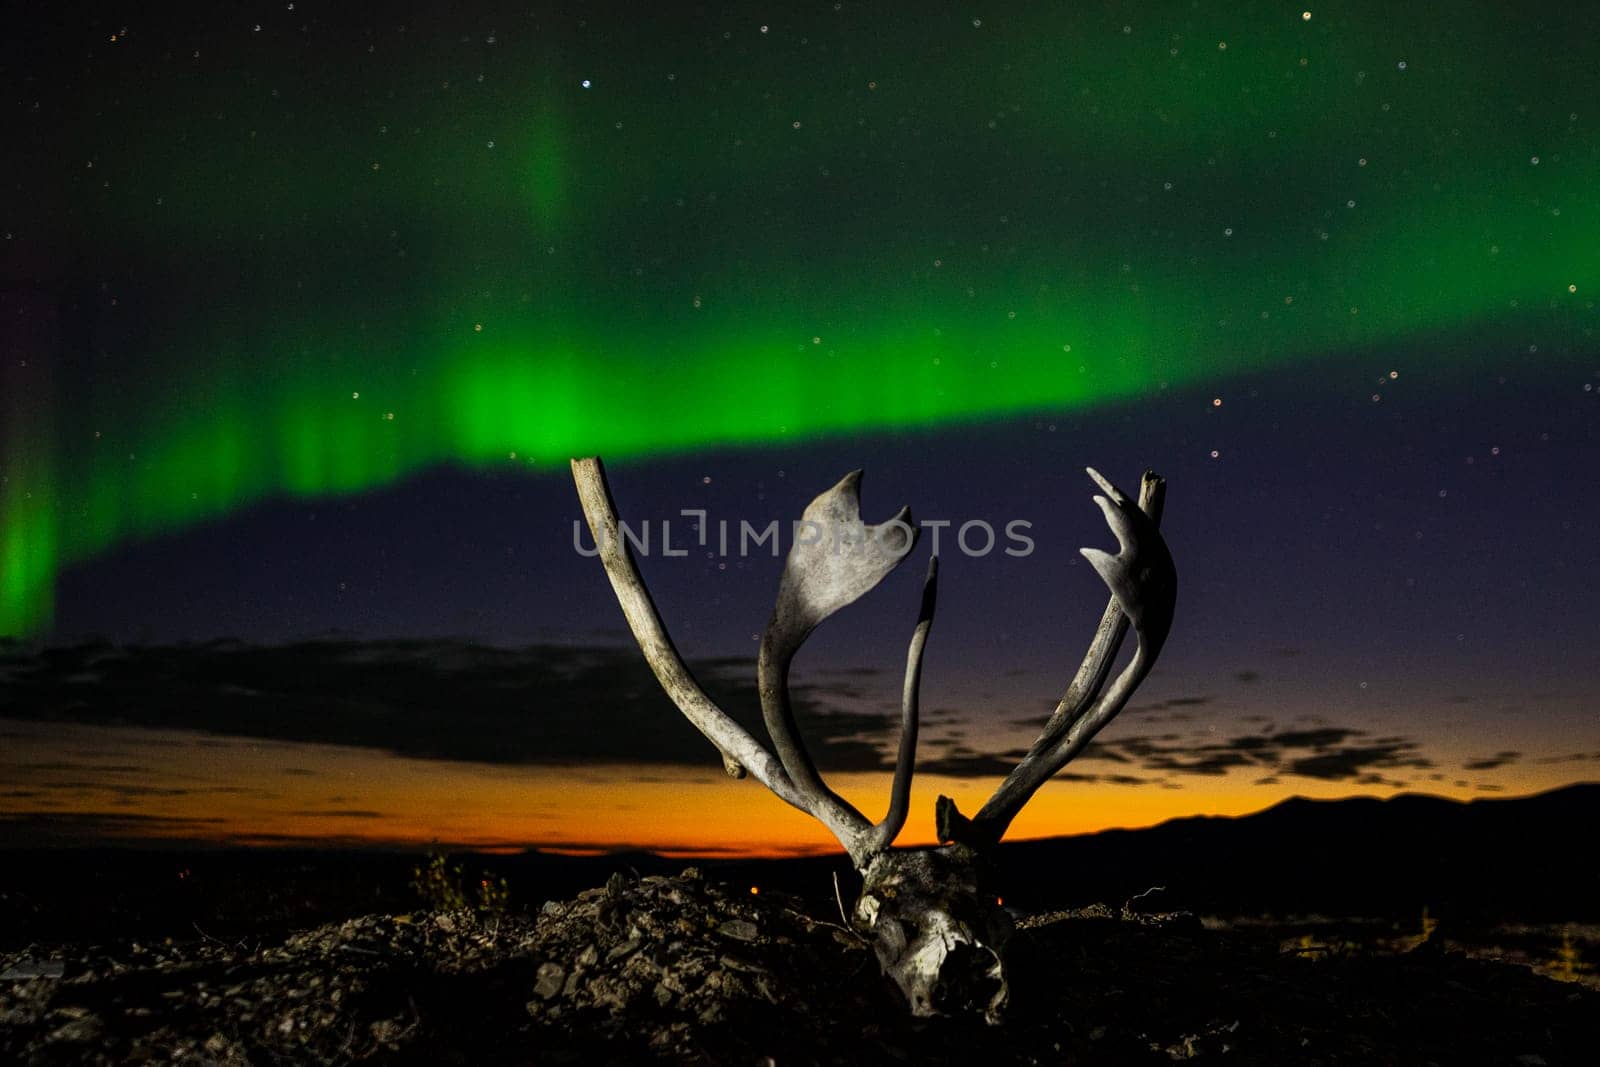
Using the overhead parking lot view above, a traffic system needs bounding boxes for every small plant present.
[1400,905,1438,951]
[410,848,510,914]
[1288,931,1362,960]
[476,872,511,912]
[1550,927,1586,983]
[411,851,469,911]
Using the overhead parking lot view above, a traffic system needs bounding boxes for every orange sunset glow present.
[0,717,1573,857]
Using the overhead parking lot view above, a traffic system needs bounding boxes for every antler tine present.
[570,457,809,812]
[759,468,921,865]
[866,554,939,854]
[939,468,1175,848]
[1038,469,1165,744]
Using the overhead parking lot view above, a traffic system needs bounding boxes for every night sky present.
[1,1,1597,854]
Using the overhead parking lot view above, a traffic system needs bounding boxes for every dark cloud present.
[0,642,1472,788]
[1281,742,1432,781]
[1071,743,1133,764]
[0,811,229,847]
[16,761,149,774]
[1140,751,1257,776]
[1533,752,1600,764]
[42,782,194,798]
[1269,728,1365,749]
[1463,751,1521,771]
[1087,725,1435,784]
[0,639,905,775]
[284,809,385,819]
[1234,671,1261,684]
[1127,694,1211,715]
[916,748,1030,778]
[815,666,883,678]
[1353,773,1407,788]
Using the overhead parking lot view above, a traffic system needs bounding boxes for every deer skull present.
[854,845,1012,1023]
[570,456,1176,1021]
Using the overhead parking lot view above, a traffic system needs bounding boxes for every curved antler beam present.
[571,457,808,808]
[938,467,1175,848]
[866,554,939,855]
[759,468,921,864]
[574,457,926,867]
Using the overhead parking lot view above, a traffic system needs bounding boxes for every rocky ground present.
[2,868,1596,1065]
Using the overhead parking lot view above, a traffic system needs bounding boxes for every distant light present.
[749,886,760,895]
[1212,397,1223,407]
[581,79,592,89]
[1302,11,1312,20]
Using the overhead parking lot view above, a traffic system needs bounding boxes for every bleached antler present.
[571,456,1177,1021]
[571,457,934,868]
[936,468,1175,848]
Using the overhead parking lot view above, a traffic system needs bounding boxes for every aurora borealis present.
[2,2,1598,853]
[5,0,1599,635]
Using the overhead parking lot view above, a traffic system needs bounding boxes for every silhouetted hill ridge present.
[991,782,1600,919]
[1,784,1594,948]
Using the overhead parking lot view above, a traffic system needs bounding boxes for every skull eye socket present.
[928,942,1004,1016]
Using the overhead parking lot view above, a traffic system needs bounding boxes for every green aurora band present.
[2,2,1597,635]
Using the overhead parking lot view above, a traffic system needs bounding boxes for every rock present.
[0,960,64,980]
[3,870,1596,1065]
[46,1013,102,1043]
[532,962,565,999]
[603,939,640,964]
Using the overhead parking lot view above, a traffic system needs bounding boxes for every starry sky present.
[1,1,1597,854]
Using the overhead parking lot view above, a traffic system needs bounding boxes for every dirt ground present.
[2,868,1595,1065]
